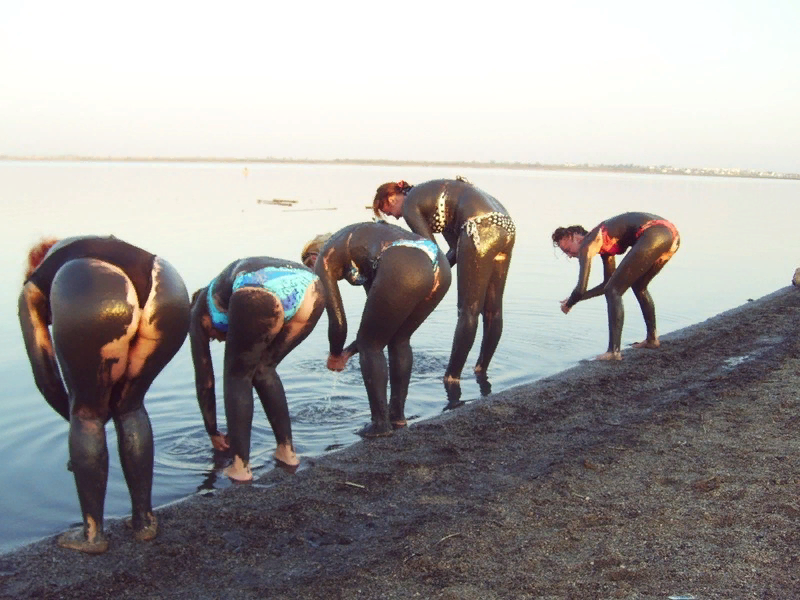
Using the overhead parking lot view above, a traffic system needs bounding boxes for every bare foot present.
[224,455,253,483]
[594,351,623,361]
[357,421,393,438]
[631,339,660,349]
[133,513,158,541]
[57,521,108,555]
[274,443,299,468]
[443,375,462,406]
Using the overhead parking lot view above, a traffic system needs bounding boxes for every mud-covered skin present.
[18,237,190,553]
[397,179,514,405]
[561,211,680,358]
[189,257,325,480]
[313,222,451,436]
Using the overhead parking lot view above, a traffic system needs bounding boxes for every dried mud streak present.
[1,287,798,600]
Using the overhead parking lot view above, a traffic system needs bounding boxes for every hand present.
[560,299,572,315]
[327,352,350,372]
[210,432,230,451]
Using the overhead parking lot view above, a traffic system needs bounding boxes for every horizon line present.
[1,155,798,180]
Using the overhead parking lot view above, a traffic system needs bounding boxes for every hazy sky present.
[2,1,799,172]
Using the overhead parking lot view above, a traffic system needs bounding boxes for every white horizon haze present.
[2,0,799,173]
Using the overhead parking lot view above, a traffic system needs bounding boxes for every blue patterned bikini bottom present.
[346,238,440,286]
[207,267,318,332]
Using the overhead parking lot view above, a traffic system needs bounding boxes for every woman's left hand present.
[560,299,572,314]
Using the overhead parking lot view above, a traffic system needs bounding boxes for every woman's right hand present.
[210,432,230,451]
[327,352,350,371]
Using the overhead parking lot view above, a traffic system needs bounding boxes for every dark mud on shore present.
[1,287,798,600]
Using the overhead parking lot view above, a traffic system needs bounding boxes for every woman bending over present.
[190,257,324,482]
[552,211,680,360]
[302,221,451,437]
[373,178,514,405]
[19,235,190,554]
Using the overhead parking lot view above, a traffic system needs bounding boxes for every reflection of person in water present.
[373,178,514,406]
[18,235,190,554]
[189,257,324,482]
[552,211,681,360]
[301,222,451,437]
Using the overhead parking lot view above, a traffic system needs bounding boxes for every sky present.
[1,0,799,172]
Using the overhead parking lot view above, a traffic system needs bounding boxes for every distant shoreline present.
[2,155,798,181]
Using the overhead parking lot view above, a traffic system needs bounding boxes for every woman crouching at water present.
[190,257,324,482]
[301,222,451,437]
[19,235,190,554]
[552,211,680,360]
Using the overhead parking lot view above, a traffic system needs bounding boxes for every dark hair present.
[551,225,587,246]
[372,180,413,217]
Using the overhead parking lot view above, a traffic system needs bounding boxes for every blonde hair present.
[301,233,332,263]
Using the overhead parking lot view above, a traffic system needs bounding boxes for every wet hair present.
[551,225,588,246]
[372,180,413,217]
[25,237,59,281]
[301,233,332,263]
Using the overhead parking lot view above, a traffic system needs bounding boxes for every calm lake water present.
[1,160,797,554]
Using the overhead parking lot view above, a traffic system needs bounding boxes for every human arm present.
[563,230,604,310]
[18,284,70,421]
[189,304,228,450]
[315,258,348,357]
[580,255,617,302]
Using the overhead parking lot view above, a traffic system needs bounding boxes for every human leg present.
[600,230,673,359]
[50,259,141,553]
[356,249,434,436]
[475,239,513,374]
[223,288,283,481]
[385,251,451,425]
[630,227,678,349]
[444,232,493,404]
[254,280,325,466]
[111,257,189,537]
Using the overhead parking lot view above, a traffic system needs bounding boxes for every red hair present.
[372,180,412,217]
[25,237,59,280]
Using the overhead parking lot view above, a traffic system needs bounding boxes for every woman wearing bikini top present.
[552,211,680,360]
[373,177,514,407]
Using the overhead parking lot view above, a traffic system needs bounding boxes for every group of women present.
[19,177,679,554]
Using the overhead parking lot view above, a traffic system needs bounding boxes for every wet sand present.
[1,286,798,600]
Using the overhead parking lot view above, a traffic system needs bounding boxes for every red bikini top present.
[598,225,622,255]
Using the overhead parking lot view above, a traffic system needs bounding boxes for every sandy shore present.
[1,286,798,600]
